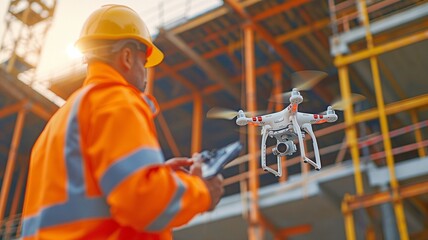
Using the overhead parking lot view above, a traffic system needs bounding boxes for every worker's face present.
[129,49,148,92]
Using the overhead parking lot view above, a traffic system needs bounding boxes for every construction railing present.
[328,0,428,239]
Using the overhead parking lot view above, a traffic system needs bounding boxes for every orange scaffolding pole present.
[4,160,27,237]
[272,63,287,183]
[145,67,156,95]
[0,108,26,221]
[191,94,203,154]
[244,24,262,240]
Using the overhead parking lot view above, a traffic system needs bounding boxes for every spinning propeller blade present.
[206,107,238,120]
[330,93,366,111]
[269,70,327,103]
[206,107,266,120]
[320,93,366,114]
[291,70,328,91]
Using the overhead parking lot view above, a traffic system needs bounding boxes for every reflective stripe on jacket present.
[21,61,211,239]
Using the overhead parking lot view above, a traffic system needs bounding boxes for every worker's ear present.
[119,47,134,70]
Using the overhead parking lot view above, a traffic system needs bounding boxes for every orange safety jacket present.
[21,62,211,239]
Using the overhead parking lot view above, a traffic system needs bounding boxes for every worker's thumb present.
[190,161,203,178]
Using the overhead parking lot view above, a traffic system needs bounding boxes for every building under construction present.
[0,0,427,239]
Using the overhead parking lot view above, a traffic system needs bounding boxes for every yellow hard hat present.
[75,4,164,67]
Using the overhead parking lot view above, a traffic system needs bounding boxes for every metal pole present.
[342,194,356,240]
[145,67,156,95]
[338,66,364,195]
[272,63,287,183]
[358,0,409,238]
[5,161,27,239]
[244,24,262,240]
[191,94,203,154]
[0,109,26,221]
[380,185,400,240]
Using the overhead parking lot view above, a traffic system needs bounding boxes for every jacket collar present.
[83,61,129,86]
[83,61,160,117]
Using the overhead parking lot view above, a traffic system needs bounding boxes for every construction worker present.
[21,4,223,239]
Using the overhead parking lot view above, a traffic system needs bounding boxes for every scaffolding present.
[0,1,57,239]
[328,0,428,239]
[0,0,56,82]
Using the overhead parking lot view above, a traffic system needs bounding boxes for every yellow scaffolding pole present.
[338,66,364,195]
[342,194,356,240]
[333,0,428,238]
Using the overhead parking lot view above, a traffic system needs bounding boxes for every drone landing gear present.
[291,116,322,171]
[304,157,320,171]
[261,126,282,177]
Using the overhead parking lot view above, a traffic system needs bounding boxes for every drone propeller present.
[269,70,327,103]
[320,93,366,113]
[206,107,265,120]
[330,93,366,111]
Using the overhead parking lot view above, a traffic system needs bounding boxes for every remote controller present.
[199,141,243,179]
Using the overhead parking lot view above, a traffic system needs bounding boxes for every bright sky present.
[0,0,222,82]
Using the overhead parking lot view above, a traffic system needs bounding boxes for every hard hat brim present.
[75,35,164,67]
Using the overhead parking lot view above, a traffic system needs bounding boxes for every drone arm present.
[295,112,338,125]
[302,123,321,170]
[236,117,265,126]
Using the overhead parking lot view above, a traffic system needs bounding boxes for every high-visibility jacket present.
[21,61,211,239]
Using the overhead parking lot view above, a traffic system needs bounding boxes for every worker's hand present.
[189,159,224,211]
[165,157,193,171]
[204,174,224,211]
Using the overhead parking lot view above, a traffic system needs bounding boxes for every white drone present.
[207,71,364,177]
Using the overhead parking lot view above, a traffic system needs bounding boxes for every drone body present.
[207,71,364,177]
[236,88,338,177]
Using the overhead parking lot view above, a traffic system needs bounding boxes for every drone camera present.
[276,142,288,153]
[272,140,296,156]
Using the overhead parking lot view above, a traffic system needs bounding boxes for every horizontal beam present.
[224,0,307,71]
[155,16,331,80]
[253,0,311,21]
[334,29,428,67]
[0,101,25,119]
[347,179,428,210]
[279,224,312,237]
[159,64,275,110]
[170,0,261,34]
[331,2,428,55]
[160,29,241,99]
[354,94,428,123]
[159,63,198,92]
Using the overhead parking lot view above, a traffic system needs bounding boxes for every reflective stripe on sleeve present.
[146,174,186,231]
[22,197,110,237]
[100,147,165,195]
